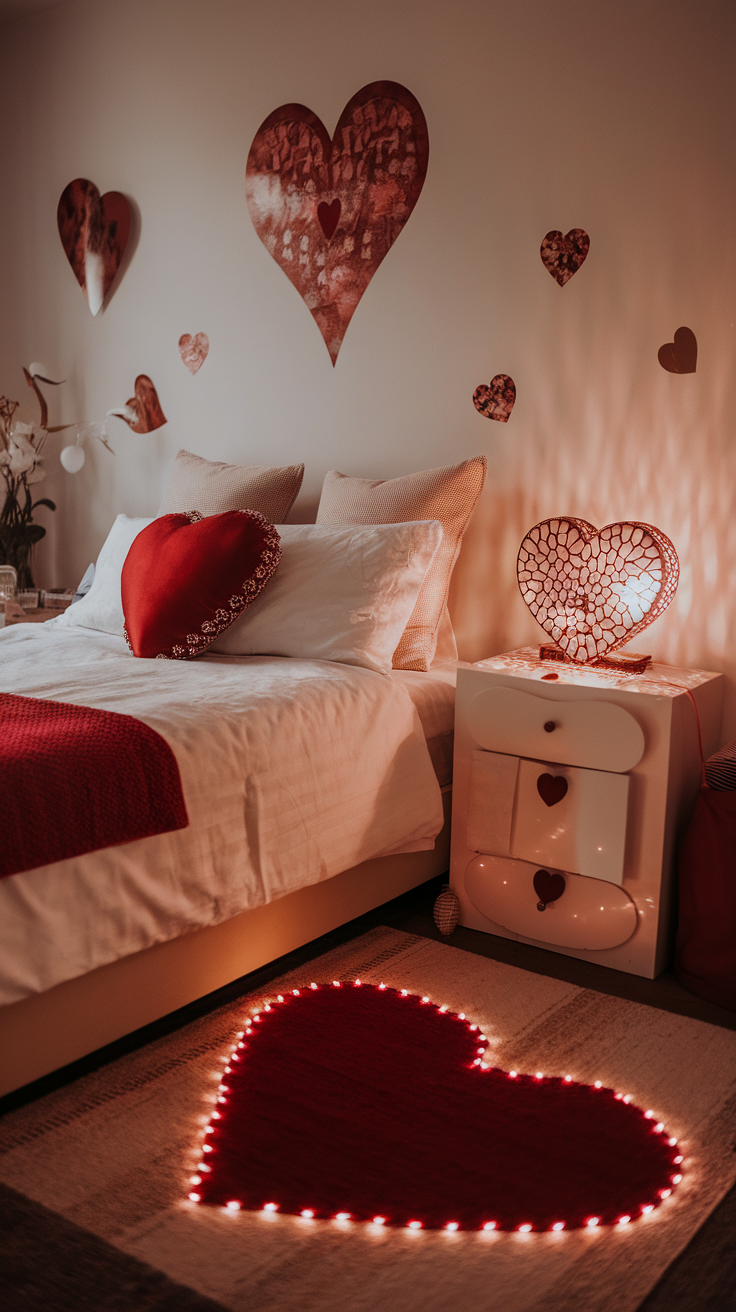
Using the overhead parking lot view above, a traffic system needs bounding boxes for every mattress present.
[0,624,454,1005]
[393,664,456,787]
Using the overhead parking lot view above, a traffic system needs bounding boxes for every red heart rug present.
[540,229,590,286]
[188,983,682,1231]
[57,178,131,316]
[122,510,281,659]
[179,333,210,375]
[517,517,679,663]
[473,374,516,423]
[246,82,429,365]
[658,327,697,374]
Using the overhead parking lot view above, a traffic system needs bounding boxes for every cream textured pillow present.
[158,450,304,522]
[316,456,487,670]
[209,522,443,674]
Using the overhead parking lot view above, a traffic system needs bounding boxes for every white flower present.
[7,422,44,475]
[25,463,46,484]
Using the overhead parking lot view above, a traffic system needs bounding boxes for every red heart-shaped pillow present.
[122,511,281,659]
[190,983,681,1231]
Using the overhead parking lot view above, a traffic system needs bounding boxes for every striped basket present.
[433,885,461,936]
[705,739,736,791]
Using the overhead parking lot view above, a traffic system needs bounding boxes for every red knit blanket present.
[0,693,189,879]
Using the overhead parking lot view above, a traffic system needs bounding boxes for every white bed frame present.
[0,789,450,1098]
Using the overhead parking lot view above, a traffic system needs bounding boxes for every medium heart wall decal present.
[179,333,209,375]
[109,375,167,434]
[658,327,697,374]
[540,229,590,286]
[246,82,429,365]
[57,178,131,316]
[473,374,516,423]
[517,517,679,664]
[188,982,682,1231]
[537,773,568,807]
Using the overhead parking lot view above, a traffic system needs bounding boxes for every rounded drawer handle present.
[543,720,556,733]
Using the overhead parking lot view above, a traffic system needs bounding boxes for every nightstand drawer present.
[464,854,637,951]
[468,686,644,772]
[467,748,630,884]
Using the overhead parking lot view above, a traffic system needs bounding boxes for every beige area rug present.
[2,927,736,1312]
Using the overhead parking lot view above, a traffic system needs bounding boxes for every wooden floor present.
[3,873,735,1310]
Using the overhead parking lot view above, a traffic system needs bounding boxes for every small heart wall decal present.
[473,374,516,423]
[57,178,131,316]
[658,327,697,374]
[517,517,679,664]
[533,869,566,907]
[537,774,568,807]
[540,229,590,286]
[109,376,167,434]
[246,82,429,365]
[189,983,681,1230]
[179,333,209,375]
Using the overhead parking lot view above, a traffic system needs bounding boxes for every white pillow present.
[209,522,444,673]
[55,514,153,637]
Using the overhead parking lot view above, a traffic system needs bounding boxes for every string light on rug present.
[186,981,683,1230]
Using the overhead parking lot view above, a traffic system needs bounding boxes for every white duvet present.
[0,623,445,1005]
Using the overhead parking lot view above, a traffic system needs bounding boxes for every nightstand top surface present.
[470,647,722,699]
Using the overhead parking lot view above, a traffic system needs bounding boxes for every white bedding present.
[0,623,447,1005]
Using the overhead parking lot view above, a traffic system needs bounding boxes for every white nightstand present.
[449,648,724,979]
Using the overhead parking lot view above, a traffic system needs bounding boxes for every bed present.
[0,451,486,1098]
[0,622,455,1097]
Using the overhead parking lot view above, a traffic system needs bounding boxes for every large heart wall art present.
[540,229,590,286]
[57,179,131,316]
[473,374,516,423]
[187,982,682,1231]
[517,517,679,665]
[246,82,429,365]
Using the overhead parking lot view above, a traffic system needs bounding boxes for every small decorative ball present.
[433,885,461,936]
[60,445,85,473]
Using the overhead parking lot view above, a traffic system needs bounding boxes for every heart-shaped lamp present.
[246,82,429,365]
[57,178,131,316]
[189,983,682,1231]
[517,517,679,666]
[122,510,281,659]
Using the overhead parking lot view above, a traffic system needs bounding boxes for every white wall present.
[1,0,735,727]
